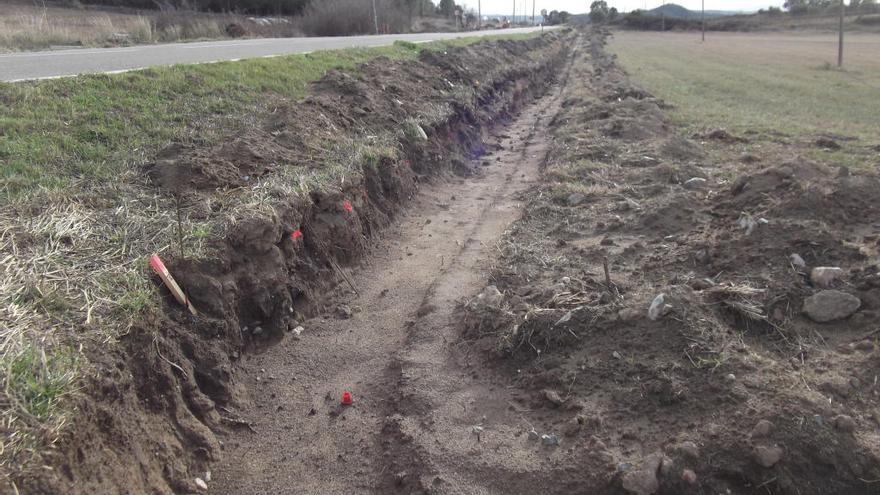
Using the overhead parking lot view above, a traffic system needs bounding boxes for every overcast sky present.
[455,1,785,15]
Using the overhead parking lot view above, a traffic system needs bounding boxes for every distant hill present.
[647,3,742,19]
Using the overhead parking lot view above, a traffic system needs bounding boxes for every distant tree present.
[767,6,783,15]
[438,0,456,18]
[784,0,809,14]
[608,7,619,20]
[589,0,609,22]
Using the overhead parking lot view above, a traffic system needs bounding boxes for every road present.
[0,27,550,82]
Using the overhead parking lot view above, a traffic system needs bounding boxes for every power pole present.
[838,0,845,67]
[513,0,516,24]
[372,0,379,35]
[478,0,482,29]
[532,0,536,25]
[701,0,705,42]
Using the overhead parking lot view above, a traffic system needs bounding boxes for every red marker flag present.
[149,255,197,315]
[291,229,302,240]
[343,200,354,213]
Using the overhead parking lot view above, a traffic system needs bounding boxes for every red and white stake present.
[149,254,197,315]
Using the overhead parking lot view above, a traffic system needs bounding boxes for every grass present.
[608,31,880,142]
[0,29,543,482]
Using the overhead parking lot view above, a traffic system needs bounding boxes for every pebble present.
[752,444,783,468]
[205,471,212,482]
[541,433,560,446]
[528,429,540,441]
[567,192,587,206]
[681,469,698,485]
[750,419,774,439]
[612,351,622,360]
[725,373,737,383]
[648,293,668,321]
[803,290,861,323]
[833,414,856,433]
[252,326,263,336]
[195,477,208,490]
[789,253,806,269]
[543,389,565,407]
[291,326,304,339]
[621,455,662,495]
[810,267,844,288]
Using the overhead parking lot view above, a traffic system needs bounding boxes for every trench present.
[209,36,580,495]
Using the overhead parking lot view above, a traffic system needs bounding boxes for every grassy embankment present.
[609,31,880,167]
[0,30,540,476]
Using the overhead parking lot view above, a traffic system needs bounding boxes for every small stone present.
[683,177,708,190]
[752,445,783,468]
[810,267,844,288]
[336,304,353,319]
[621,455,662,495]
[725,373,737,383]
[675,441,699,459]
[612,351,622,360]
[750,419,775,439]
[195,477,208,490]
[204,471,212,482]
[833,414,856,433]
[789,253,806,269]
[543,389,565,407]
[541,434,560,446]
[252,326,263,336]
[291,326,304,339]
[648,293,668,321]
[561,276,571,285]
[681,469,697,485]
[803,290,861,323]
[527,429,540,441]
[567,192,587,206]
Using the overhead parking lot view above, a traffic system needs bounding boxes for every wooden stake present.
[150,255,197,315]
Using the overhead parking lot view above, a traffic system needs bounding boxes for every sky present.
[454,1,786,15]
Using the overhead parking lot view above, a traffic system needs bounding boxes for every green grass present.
[609,31,880,142]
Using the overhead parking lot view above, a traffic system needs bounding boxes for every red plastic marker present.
[341,391,353,406]
[291,229,302,240]
[342,200,354,213]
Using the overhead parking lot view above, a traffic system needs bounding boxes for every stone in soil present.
[543,389,565,407]
[621,454,663,495]
[810,266,844,288]
[752,444,783,468]
[750,419,775,439]
[834,414,857,433]
[803,290,861,322]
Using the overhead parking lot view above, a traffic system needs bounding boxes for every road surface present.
[0,27,551,82]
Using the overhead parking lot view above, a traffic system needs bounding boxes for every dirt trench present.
[210,38,581,495]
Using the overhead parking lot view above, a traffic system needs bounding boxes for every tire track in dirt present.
[212,37,580,495]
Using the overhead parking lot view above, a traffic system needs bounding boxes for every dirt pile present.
[463,28,880,494]
[11,32,572,494]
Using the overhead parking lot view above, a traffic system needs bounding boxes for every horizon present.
[452,1,787,15]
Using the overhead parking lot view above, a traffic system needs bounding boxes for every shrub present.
[299,0,411,36]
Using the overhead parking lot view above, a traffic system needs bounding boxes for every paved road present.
[0,27,551,82]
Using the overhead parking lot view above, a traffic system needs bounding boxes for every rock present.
[612,351,622,360]
[725,373,737,383]
[541,433,560,446]
[252,326,263,336]
[648,293,668,321]
[291,326,304,339]
[789,253,806,269]
[683,177,708,190]
[336,304,353,319]
[567,192,587,206]
[621,455,662,495]
[474,285,504,307]
[810,267,844,288]
[750,420,774,439]
[675,441,699,459]
[543,389,565,407]
[803,290,861,323]
[681,469,698,485]
[833,414,856,433]
[753,445,783,468]
[527,429,540,441]
[204,471,212,482]
[195,477,208,490]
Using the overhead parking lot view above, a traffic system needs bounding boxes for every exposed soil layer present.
[463,29,880,494]
[11,32,571,494]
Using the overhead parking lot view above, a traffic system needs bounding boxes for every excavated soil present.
[462,30,880,495]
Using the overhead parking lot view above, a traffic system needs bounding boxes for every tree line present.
[71,0,442,16]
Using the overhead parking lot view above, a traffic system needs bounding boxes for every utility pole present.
[701,0,705,42]
[532,0,536,25]
[372,0,379,35]
[513,0,516,24]
[838,0,845,67]
[478,0,482,29]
